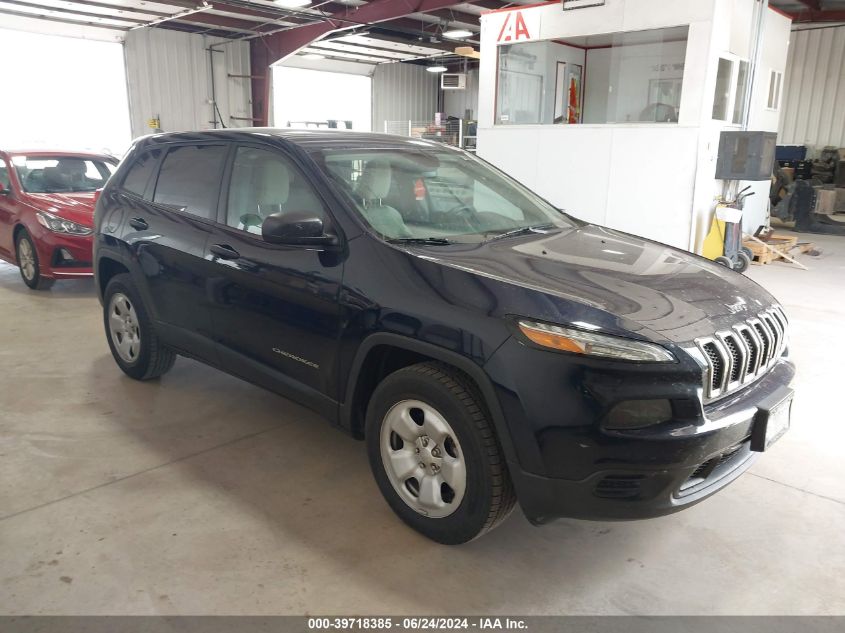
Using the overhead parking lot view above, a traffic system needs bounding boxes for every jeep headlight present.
[36,211,92,236]
[517,319,675,362]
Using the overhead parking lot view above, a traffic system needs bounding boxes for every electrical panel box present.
[715,131,778,181]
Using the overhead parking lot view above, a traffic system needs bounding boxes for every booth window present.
[495,26,689,126]
[767,70,782,110]
[712,56,749,123]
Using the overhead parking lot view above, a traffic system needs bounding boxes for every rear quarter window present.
[121,149,160,198]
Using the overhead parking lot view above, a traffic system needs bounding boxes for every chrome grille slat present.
[695,306,788,401]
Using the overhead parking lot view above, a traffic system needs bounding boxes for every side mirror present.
[261,211,338,248]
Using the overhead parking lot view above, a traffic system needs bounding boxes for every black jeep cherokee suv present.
[94,129,795,544]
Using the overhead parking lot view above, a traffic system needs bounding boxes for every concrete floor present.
[0,235,843,616]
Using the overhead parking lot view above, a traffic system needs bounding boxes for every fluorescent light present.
[426,65,448,73]
[274,0,311,7]
[442,29,473,39]
[302,53,325,60]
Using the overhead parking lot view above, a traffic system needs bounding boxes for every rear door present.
[204,143,345,414]
[118,142,229,359]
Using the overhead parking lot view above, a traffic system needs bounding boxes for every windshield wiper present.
[388,237,454,245]
[486,223,557,242]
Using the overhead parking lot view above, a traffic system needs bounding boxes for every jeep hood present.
[411,224,779,344]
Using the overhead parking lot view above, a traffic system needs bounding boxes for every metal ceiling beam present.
[0,5,130,29]
[45,0,172,18]
[791,8,845,21]
[794,0,821,9]
[0,0,145,23]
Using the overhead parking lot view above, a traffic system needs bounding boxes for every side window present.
[153,145,228,219]
[226,146,325,235]
[0,160,9,191]
[121,149,160,198]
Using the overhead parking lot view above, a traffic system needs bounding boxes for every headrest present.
[256,159,289,205]
[357,161,392,200]
[43,167,66,187]
[57,159,87,174]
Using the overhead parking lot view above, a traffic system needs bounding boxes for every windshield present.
[12,155,116,193]
[313,147,575,243]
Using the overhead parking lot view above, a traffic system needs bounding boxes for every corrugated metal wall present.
[124,28,252,140]
[372,63,439,133]
[779,25,845,149]
[443,68,479,119]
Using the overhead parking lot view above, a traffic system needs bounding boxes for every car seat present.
[355,161,412,238]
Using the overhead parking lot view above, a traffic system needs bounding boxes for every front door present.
[205,144,345,413]
[0,156,18,259]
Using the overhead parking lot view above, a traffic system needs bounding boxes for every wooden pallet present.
[743,233,799,265]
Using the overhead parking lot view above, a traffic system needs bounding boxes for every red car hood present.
[26,192,96,227]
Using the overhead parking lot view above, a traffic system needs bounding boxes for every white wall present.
[124,29,252,139]
[0,28,131,154]
[779,24,845,150]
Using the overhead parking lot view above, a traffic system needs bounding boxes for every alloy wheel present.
[108,292,141,363]
[18,238,36,281]
[380,399,467,518]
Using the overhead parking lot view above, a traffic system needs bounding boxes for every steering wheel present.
[439,204,479,232]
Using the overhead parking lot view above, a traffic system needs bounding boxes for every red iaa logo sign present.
[497,11,533,43]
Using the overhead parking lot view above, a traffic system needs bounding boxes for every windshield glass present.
[313,147,575,243]
[12,155,115,193]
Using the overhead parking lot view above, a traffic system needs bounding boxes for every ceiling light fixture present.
[274,0,312,8]
[442,29,473,39]
[426,65,448,73]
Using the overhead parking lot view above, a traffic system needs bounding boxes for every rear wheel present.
[103,273,175,380]
[366,362,516,544]
[16,231,54,290]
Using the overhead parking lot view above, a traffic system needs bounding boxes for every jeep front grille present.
[696,306,788,400]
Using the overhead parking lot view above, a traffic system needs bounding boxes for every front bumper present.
[33,226,93,278]
[484,337,795,523]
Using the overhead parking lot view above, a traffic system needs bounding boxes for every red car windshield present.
[12,155,115,194]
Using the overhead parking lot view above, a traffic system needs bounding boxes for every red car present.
[0,150,117,289]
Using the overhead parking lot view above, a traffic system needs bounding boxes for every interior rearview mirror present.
[261,211,338,248]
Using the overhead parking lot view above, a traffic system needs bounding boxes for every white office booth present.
[476,0,791,252]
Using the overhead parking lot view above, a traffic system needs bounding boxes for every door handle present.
[210,243,240,260]
[129,217,148,231]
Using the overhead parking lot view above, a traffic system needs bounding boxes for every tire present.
[734,252,752,273]
[741,246,754,259]
[103,273,176,380]
[366,362,516,544]
[15,231,54,290]
[714,255,734,269]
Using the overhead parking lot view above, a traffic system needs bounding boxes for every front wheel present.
[16,231,54,290]
[103,273,175,380]
[714,255,734,269]
[366,362,516,544]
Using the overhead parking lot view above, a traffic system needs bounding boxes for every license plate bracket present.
[750,388,793,452]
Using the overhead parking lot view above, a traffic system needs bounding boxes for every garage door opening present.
[273,66,372,132]
[0,28,131,154]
